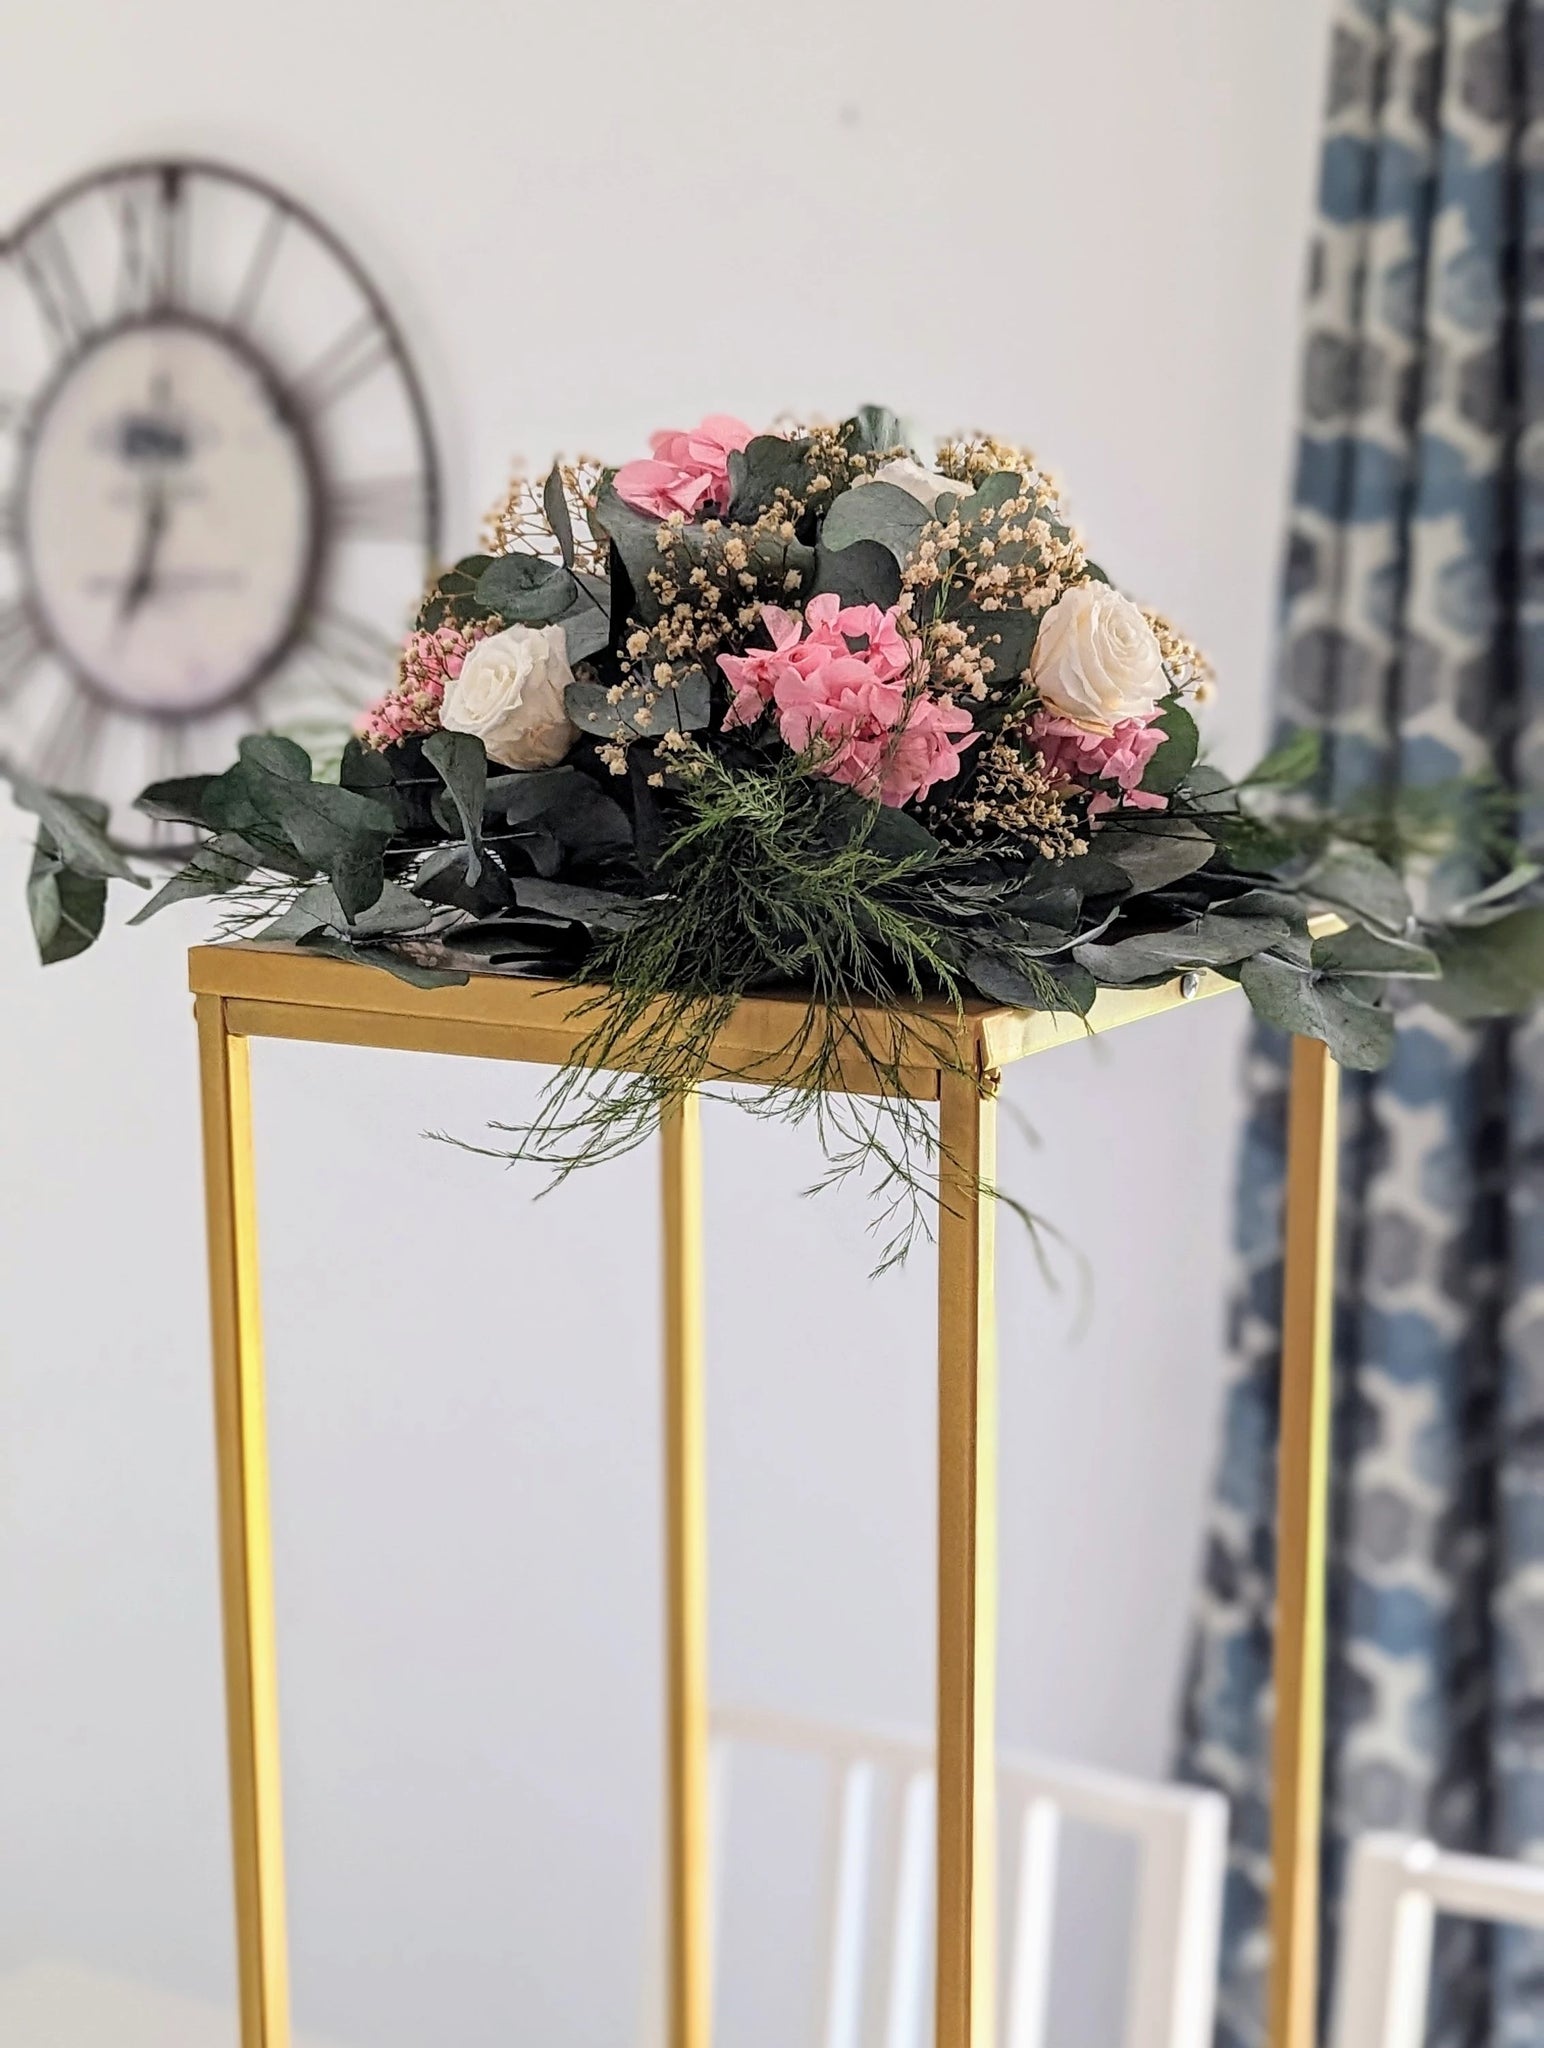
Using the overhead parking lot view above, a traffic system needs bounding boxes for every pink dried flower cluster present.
[614,414,755,520]
[719,594,975,808]
[1031,711,1168,817]
[358,618,501,750]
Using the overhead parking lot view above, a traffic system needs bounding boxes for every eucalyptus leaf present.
[511,878,643,931]
[951,607,1038,687]
[6,770,143,884]
[1243,728,1323,788]
[296,931,469,989]
[1306,847,1413,934]
[1427,908,1544,1019]
[1095,825,1216,893]
[1075,906,1289,986]
[26,843,107,964]
[135,774,221,827]
[127,843,256,924]
[845,405,903,456]
[1141,701,1199,797]
[423,730,487,886]
[726,435,811,522]
[566,668,710,739]
[1239,952,1395,1069]
[475,552,578,626]
[1312,924,1439,978]
[592,483,668,622]
[820,481,931,564]
[543,464,576,567]
[810,540,902,610]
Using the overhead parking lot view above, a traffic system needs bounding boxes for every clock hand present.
[118,477,171,625]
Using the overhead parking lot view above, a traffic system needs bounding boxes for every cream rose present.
[1030,583,1167,731]
[440,621,579,769]
[857,456,970,511]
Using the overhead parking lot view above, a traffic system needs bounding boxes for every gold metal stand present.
[188,940,1340,2048]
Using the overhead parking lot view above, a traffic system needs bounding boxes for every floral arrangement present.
[10,405,1544,1259]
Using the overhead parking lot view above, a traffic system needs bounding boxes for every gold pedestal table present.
[189,939,1338,2048]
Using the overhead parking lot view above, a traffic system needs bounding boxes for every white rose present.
[441,622,579,769]
[1030,583,1167,731]
[857,456,970,511]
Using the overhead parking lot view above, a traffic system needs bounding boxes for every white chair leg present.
[1124,1794,1228,2048]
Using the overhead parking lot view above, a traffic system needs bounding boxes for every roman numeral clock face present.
[0,161,439,846]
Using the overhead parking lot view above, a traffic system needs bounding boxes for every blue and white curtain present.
[1179,6,1544,2045]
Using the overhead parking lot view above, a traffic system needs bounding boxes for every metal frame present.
[188,938,1340,2048]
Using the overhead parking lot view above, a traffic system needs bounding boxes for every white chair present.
[705,1706,1228,2048]
[1331,1833,1544,2048]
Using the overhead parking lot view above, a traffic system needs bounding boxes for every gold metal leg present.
[935,1070,998,2048]
[661,1090,710,2048]
[195,996,291,2048]
[1267,1034,1340,2048]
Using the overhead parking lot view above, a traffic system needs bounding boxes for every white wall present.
[0,4,1331,2044]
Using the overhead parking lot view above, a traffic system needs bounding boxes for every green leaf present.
[1305,847,1413,934]
[958,471,1026,520]
[543,464,576,568]
[844,405,904,456]
[964,949,1095,1015]
[1242,729,1323,788]
[1311,924,1439,978]
[135,774,221,827]
[1239,952,1395,1069]
[27,842,107,963]
[338,738,394,794]
[1141,701,1199,797]
[511,878,643,931]
[127,842,257,924]
[862,805,942,864]
[952,607,1038,688]
[423,730,488,886]
[1076,907,1290,986]
[435,553,496,597]
[1427,908,1544,1019]
[295,931,469,990]
[810,539,902,610]
[225,743,395,917]
[411,843,515,917]
[566,668,710,739]
[475,552,579,626]
[592,483,669,622]
[1446,864,1543,926]
[556,594,611,664]
[725,434,810,522]
[484,766,587,826]
[1095,825,1216,893]
[6,770,144,884]
[241,733,313,781]
[820,481,932,564]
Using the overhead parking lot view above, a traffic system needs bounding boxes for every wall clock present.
[0,159,440,847]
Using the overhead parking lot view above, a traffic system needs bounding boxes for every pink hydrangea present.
[1031,710,1168,817]
[614,414,756,519]
[358,617,501,749]
[719,597,976,808]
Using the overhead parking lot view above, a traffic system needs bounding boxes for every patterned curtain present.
[1178,5,1544,2046]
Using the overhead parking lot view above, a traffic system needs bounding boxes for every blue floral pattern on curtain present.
[1178,4,1544,2045]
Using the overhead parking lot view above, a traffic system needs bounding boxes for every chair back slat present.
[705,1708,1226,2048]
[1002,1798,1059,2048]
[820,1761,877,2048]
